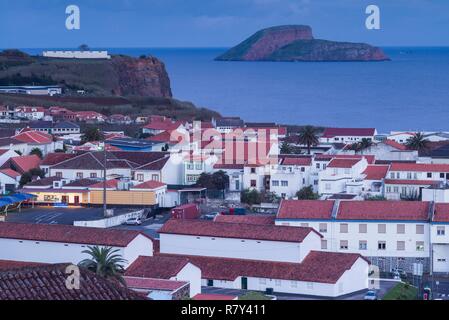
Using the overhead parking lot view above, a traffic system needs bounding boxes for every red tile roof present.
[124,276,187,291]
[155,252,366,284]
[281,156,312,166]
[337,201,430,221]
[0,264,145,300]
[383,139,409,151]
[322,128,376,138]
[0,169,20,179]
[389,163,449,172]
[363,165,389,180]
[327,158,361,168]
[158,219,321,243]
[9,155,41,173]
[384,179,440,186]
[0,260,44,271]
[0,222,151,247]
[125,255,191,279]
[214,215,275,225]
[144,120,183,131]
[89,179,119,189]
[277,200,335,220]
[41,153,77,166]
[14,131,53,144]
[433,204,449,223]
[132,180,166,190]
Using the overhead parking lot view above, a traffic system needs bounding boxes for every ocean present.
[21,47,449,133]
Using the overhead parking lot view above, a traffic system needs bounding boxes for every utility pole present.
[102,140,107,217]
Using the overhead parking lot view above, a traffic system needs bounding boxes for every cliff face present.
[0,50,172,98]
[216,25,389,62]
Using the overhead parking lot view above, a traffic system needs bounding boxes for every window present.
[251,168,256,174]
[407,172,412,179]
[250,180,257,187]
[319,223,328,233]
[437,226,445,236]
[316,163,320,169]
[386,186,392,193]
[390,172,395,179]
[137,174,144,182]
[187,163,194,170]
[440,173,445,179]
[378,224,386,234]
[76,172,83,179]
[195,163,202,170]
[378,241,386,250]
[393,187,399,193]
[397,241,405,251]
[340,240,348,250]
[340,223,348,233]
[359,240,367,250]
[90,172,97,178]
[281,181,288,187]
[359,224,367,233]
[301,167,305,172]
[416,241,425,251]
[152,174,159,181]
[397,224,405,234]
[427,172,432,178]
[272,180,279,187]
[321,240,328,250]
[56,172,63,178]
[416,225,425,234]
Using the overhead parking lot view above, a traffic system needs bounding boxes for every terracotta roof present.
[124,276,187,291]
[214,215,275,225]
[0,169,20,179]
[64,179,99,188]
[125,255,191,279]
[0,222,150,247]
[337,201,431,221]
[363,165,389,180]
[50,152,132,170]
[41,153,77,166]
[144,120,183,131]
[156,252,366,284]
[322,128,376,138]
[158,219,321,243]
[0,260,45,271]
[7,155,41,174]
[277,200,335,220]
[280,156,312,166]
[390,162,449,172]
[132,180,166,190]
[0,264,145,300]
[327,158,361,168]
[384,179,440,186]
[14,131,53,144]
[135,157,170,171]
[433,204,449,223]
[88,179,119,189]
[383,139,409,151]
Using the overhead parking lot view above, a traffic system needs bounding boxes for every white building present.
[431,204,449,273]
[320,128,377,144]
[276,199,432,273]
[43,50,111,59]
[0,222,154,267]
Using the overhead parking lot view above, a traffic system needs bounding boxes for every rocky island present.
[216,25,389,62]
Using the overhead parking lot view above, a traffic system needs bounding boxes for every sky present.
[0,0,448,48]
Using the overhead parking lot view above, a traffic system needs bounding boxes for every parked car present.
[363,290,378,300]
[124,217,142,225]
[202,212,219,220]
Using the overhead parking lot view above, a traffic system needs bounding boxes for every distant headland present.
[216,25,390,62]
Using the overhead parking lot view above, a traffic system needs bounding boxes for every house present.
[13,130,63,156]
[359,165,389,197]
[49,107,77,122]
[0,149,20,167]
[0,169,21,194]
[387,132,416,144]
[320,128,377,144]
[132,153,183,185]
[0,222,154,267]
[353,140,418,162]
[1,154,41,175]
[125,255,201,298]
[106,137,165,152]
[142,118,185,135]
[0,263,144,300]
[75,111,106,123]
[430,204,449,273]
[213,117,245,133]
[14,106,45,120]
[384,163,449,200]
[213,163,244,192]
[27,121,80,135]
[130,180,167,208]
[156,218,369,297]
[108,114,132,125]
[276,200,432,273]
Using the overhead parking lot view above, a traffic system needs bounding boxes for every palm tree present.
[357,138,373,154]
[79,246,127,284]
[406,132,429,152]
[298,126,319,155]
[280,141,293,154]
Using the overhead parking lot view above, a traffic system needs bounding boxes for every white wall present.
[172,263,202,297]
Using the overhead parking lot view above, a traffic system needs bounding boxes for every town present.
[1,100,449,300]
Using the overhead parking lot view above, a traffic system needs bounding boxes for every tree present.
[350,138,374,154]
[280,141,293,154]
[78,44,90,51]
[406,132,429,152]
[30,147,43,159]
[241,189,262,206]
[298,126,319,155]
[81,127,104,143]
[196,171,229,190]
[296,186,320,200]
[78,246,127,285]
[19,168,45,187]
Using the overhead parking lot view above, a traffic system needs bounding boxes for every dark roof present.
[111,151,169,167]
[28,121,79,129]
[159,219,321,243]
[125,255,191,279]
[136,157,170,171]
[23,176,61,187]
[0,222,151,247]
[41,153,78,166]
[215,118,244,127]
[53,121,80,129]
[0,137,24,147]
[50,152,132,170]
[147,252,366,284]
[0,264,145,300]
[107,138,159,148]
[63,179,98,188]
